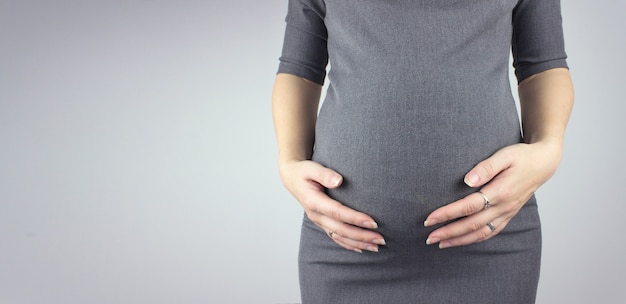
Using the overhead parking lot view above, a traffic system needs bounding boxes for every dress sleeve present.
[277,0,328,85]
[511,0,569,83]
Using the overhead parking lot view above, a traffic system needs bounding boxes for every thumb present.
[309,162,343,189]
[464,150,512,188]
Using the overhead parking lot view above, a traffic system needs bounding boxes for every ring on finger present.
[487,222,496,232]
[327,231,335,239]
[479,191,491,209]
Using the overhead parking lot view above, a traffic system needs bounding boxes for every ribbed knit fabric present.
[277,1,568,303]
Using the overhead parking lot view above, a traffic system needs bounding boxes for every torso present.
[313,0,522,235]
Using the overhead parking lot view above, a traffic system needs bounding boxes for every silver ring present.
[479,192,491,209]
[327,231,334,239]
[487,222,496,232]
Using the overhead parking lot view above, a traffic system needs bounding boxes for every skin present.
[272,67,574,253]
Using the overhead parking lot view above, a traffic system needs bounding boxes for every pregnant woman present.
[272,0,574,303]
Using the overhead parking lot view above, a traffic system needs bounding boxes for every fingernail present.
[331,176,342,187]
[426,237,440,245]
[374,238,386,246]
[367,246,379,253]
[364,221,379,229]
[424,219,438,227]
[353,248,363,254]
[465,173,479,186]
[439,242,450,249]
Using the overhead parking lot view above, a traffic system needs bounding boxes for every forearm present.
[272,73,322,166]
[518,68,574,146]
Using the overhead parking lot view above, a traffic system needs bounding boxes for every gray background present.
[0,1,624,303]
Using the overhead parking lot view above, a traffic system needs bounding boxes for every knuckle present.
[337,226,358,241]
[463,201,478,215]
[331,230,343,239]
[315,169,329,184]
[481,161,496,177]
[502,147,518,162]
[304,212,316,224]
[504,200,522,214]
[299,195,316,209]
[438,234,449,241]
[304,210,317,221]
[469,222,483,232]
[328,206,342,220]
[484,162,496,176]
[306,215,323,228]
[477,230,491,241]
[352,232,370,243]
[498,187,514,200]
[341,212,358,225]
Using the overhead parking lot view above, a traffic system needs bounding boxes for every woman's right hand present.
[279,160,386,253]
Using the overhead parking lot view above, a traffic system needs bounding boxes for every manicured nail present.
[364,221,379,229]
[374,238,386,246]
[353,248,363,254]
[367,246,379,253]
[465,173,479,186]
[424,219,438,227]
[439,242,450,249]
[426,237,440,245]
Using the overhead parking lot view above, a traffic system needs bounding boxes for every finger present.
[305,190,379,230]
[438,218,511,249]
[320,216,386,246]
[331,232,382,253]
[330,235,364,253]
[424,192,492,227]
[323,229,362,253]
[298,162,379,229]
[302,191,385,245]
[426,206,515,248]
[304,161,344,189]
[464,148,516,188]
[425,211,494,246]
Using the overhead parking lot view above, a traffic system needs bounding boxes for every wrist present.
[528,139,564,170]
[277,156,308,181]
[523,132,563,146]
[278,155,309,168]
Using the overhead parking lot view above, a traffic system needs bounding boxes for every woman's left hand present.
[423,140,563,249]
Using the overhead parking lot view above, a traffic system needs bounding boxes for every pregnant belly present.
[311,106,522,238]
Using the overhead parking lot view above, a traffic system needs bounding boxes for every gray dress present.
[277,0,568,303]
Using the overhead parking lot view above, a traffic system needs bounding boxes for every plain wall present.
[0,1,624,303]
